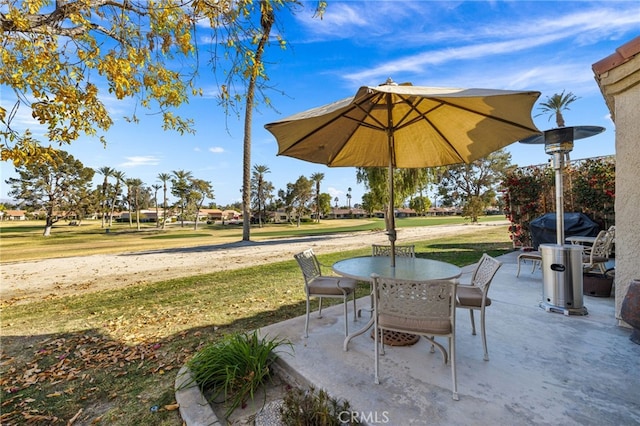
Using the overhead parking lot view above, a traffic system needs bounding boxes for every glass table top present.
[332,256,461,281]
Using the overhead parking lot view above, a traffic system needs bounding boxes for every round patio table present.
[333,256,461,351]
[565,235,597,245]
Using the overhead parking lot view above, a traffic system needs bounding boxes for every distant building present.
[119,210,159,222]
[1,210,26,220]
[327,208,368,219]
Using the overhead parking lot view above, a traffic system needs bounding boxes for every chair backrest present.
[372,244,415,258]
[294,249,322,284]
[590,230,615,259]
[470,253,502,293]
[373,276,457,331]
[606,226,615,244]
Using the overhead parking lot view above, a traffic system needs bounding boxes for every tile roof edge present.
[592,36,640,75]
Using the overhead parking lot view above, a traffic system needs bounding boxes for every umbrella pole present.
[388,159,397,267]
[385,93,397,267]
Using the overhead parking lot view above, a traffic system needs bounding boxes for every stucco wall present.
[595,53,640,320]
[613,85,640,319]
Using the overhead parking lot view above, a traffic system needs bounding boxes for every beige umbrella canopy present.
[265,78,541,265]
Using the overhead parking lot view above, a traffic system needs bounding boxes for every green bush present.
[186,330,292,419]
[502,156,615,247]
[279,385,361,425]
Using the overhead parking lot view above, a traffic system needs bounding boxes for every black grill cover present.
[530,213,600,249]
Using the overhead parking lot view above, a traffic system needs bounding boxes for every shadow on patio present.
[261,251,639,425]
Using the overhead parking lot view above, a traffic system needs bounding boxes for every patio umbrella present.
[265,78,541,266]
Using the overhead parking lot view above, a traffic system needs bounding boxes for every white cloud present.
[119,156,160,167]
[311,4,640,89]
[342,31,574,85]
[209,147,225,153]
[327,186,343,199]
[295,3,369,39]
[296,1,443,41]
[345,9,636,95]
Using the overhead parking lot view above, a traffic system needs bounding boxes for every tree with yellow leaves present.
[1,0,199,166]
[2,0,326,243]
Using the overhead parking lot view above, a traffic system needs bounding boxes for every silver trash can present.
[540,244,588,315]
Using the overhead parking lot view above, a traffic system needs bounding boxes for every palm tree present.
[124,178,135,228]
[537,90,580,202]
[109,170,125,227]
[334,196,339,208]
[241,1,275,242]
[347,187,352,210]
[311,172,324,223]
[251,164,271,227]
[152,184,162,228]
[537,90,579,128]
[97,166,113,228]
[171,170,193,227]
[127,178,144,230]
[157,172,171,229]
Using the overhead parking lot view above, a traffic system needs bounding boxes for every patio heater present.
[520,126,605,315]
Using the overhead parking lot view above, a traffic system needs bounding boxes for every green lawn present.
[0,215,506,262]
[0,218,512,425]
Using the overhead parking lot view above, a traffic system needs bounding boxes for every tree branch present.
[1,0,145,42]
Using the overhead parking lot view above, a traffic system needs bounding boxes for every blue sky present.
[2,1,640,207]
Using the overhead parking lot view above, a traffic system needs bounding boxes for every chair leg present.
[374,323,380,384]
[343,296,349,337]
[516,259,522,277]
[450,335,459,401]
[480,308,489,361]
[425,337,447,364]
[304,298,310,338]
[318,297,323,318]
[358,293,373,318]
[352,292,357,321]
[469,310,476,335]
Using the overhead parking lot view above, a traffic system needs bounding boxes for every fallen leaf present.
[23,412,58,422]
[67,408,82,425]
[164,403,180,411]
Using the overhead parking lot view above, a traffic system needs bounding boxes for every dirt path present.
[1,223,507,305]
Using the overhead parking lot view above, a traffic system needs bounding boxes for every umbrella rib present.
[352,99,387,132]
[394,97,438,132]
[429,97,540,132]
[279,104,362,156]
[420,114,467,162]
[343,116,385,132]
[354,93,430,134]
[280,93,392,158]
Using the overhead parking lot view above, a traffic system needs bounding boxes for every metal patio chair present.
[583,230,615,275]
[294,249,357,338]
[372,244,416,258]
[372,274,459,400]
[358,244,417,318]
[456,253,502,361]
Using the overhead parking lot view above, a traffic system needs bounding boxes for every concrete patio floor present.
[260,251,640,425]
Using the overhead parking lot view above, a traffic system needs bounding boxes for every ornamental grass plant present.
[185,330,292,419]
